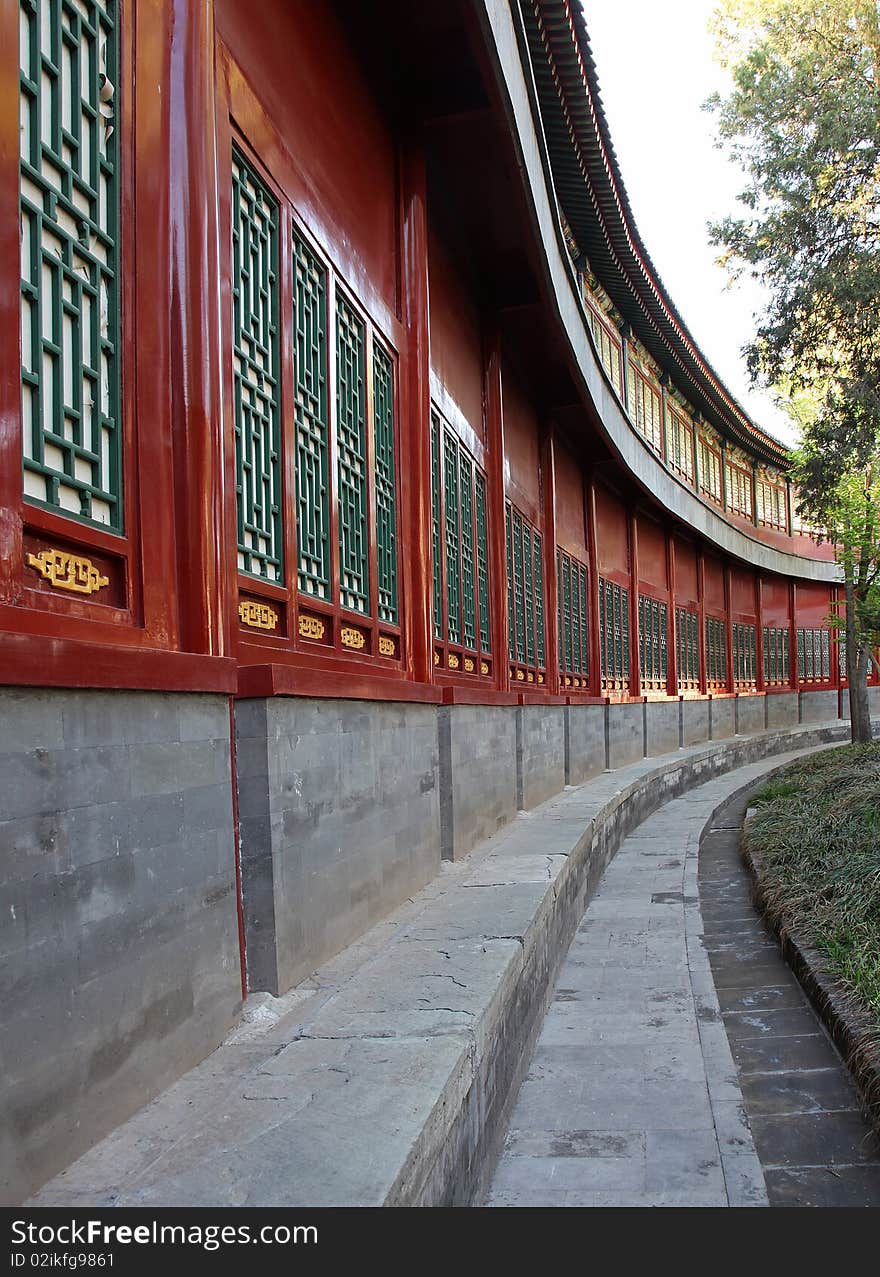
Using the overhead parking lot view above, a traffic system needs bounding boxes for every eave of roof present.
[522,0,789,467]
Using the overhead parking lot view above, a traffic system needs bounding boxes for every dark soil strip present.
[699,787,880,1207]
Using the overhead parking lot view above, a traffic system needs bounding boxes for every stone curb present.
[741,803,880,1141]
[31,721,854,1208]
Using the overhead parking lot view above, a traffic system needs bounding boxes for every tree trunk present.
[844,570,872,742]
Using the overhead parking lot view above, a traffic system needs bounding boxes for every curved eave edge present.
[478,0,838,584]
[527,0,789,467]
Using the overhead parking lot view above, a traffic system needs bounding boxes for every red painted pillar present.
[541,426,559,695]
[789,581,798,689]
[168,0,230,657]
[484,325,509,692]
[399,135,433,686]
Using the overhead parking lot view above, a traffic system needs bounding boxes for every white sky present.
[581,0,797,446]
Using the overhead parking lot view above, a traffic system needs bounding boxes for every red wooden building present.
[1,0,855,1201]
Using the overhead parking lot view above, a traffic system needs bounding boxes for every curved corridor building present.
[0,0,860,1200]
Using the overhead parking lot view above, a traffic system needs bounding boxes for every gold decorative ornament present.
[537,673,545,684]
[448,653,460,670]
[527,672,535,682]
[480,661,489,675]
[298,614,325,640]
[434,650,441,666]
[27,548,109,596]
[341,626,366,650]
[516,669,525,681]
[378,635,395,657]
[238,599,279,631]
[464,657,474,672]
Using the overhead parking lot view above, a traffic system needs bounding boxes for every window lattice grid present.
[627,363,663,455]
[475,471,490,653]
[506,503,545,676]
[459,450,476,649]
[292,229,329,598]
[587,305,623,397]
[757,480,787,531]
[638,594,668,685]
[232,149,282,580]
[20,0,121,529]
[373,343,397,625]
[599,576,630,686]
[797,627,832,682]
[443,433,461,645]
[431,411,443,640]
[335,294,369,613]
[762,626,790,684]
[732,622,757,685]
[699,441,722,504]
[668,407,694,483]
[676,608,700,686]
[705,616,728,686]
[726,461,753,519]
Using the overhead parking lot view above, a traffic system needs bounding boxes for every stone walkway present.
[700,789,880,1207]
[487,748,837,1207]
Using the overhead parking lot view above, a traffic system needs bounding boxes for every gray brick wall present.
[606,702,644,769]
[439,705,517,861]
[766,692,798,728]
[645,700,679,757]
[735,695,765,735]
[709,697,735,739]
[681,698,710,747]
[0,689,240,1205]
[517,705,566,810]
[237,697,441,996]
[566,704,606,784]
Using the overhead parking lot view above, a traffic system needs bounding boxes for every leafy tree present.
[708,0,880,740]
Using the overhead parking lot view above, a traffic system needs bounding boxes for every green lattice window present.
[476,472,490,652]
[292,229,328,599]
[232,149,282,580]
[557,548,589,688]
[373,344,397,624]
[507,502,546,683]
[763,626,790,685]
[638,594,668,687]
[599,576,630,688]
[336,295,369,613]
[705,615,727,686]
[430,408,490,670]
[797,628,832,682]
[431,411,443,641]
[675,608,700,687]
[732,622,757,685]
[20,0,121,529]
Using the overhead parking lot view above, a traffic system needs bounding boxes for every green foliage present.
[744,745,880,1019]
[707,0,880,473]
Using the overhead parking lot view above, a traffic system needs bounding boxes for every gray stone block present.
[606,702,644,769]
[799,688,838,724]
[645,700,679,757]
[518,705,565,811]
[238,697,441,997]
[709,698,735,740]
[682,699,710,747]
[567,704,606,784]
[765,691,798,729]
[439,705,517,862]
[0,688,239,1205]
[735,696,764,735]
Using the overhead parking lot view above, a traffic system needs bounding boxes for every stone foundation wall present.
[0,689,240,1206]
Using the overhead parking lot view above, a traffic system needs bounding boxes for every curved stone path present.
[486,747,880,1207]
